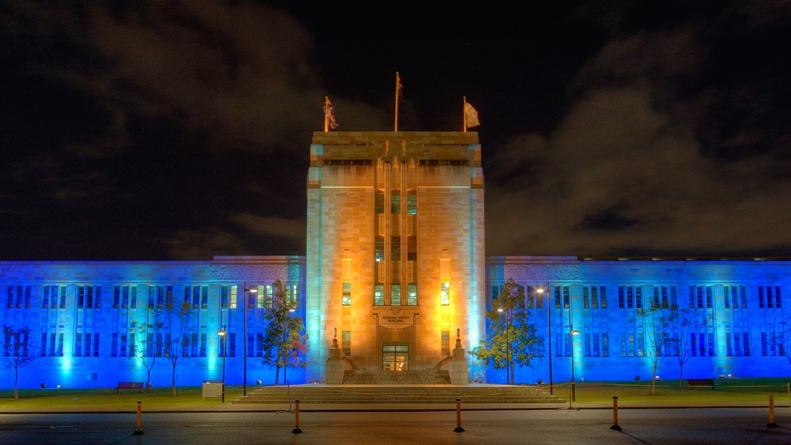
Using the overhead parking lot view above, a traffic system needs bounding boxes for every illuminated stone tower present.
[305,132,485,383]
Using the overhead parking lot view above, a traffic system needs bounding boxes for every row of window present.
[74,332,101,357]
[23,330,353,362]
[4,284,298,311]
[8,328,452,363]
[514,329,782,359]
[490,284,785,311]
[110,332,212,358]
[375,191,417,215]
[538,330,785,359]
[106,331,312,359]
[5,328,787,360]
[369,283,419,306]
[35,330,313,359]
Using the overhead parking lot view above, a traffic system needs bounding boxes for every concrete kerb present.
[2,400,785,414]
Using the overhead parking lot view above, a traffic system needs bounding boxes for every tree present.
[162,302,191,397]
[3,326,36,399]
[663,308,694,389]
[471,278,540,384]
[261,280,308,385]
[639,304,677,395]
[130,313,164,392]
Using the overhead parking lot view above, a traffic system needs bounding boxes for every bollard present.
[609,396,622,431]
[292,399,303,434]
[453,398,465,432]
[568,382,576,409]
[133,400,144,435]
[767,394,778,428]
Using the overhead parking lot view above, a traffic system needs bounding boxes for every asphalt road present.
[0,408,789,445]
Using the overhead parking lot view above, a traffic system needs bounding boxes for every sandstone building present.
[306,132,484,383]
[1,131,789,390]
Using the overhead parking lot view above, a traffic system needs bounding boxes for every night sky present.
[2,1,790,260]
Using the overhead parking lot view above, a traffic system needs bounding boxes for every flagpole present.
[463,96,467,133]
[324,96,330,133]
[394,72,400,132]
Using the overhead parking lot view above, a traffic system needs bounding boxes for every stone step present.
[342,369,451,384]
[234,384,562,404]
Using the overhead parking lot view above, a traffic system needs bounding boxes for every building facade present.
[305,132,485,383]
[487,256,790,384]
[0,257,306,389]
[1,131,789,390]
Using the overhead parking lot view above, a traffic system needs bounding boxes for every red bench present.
[116,381,144,394]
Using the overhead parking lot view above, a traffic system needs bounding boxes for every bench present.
[116,381,144,394]
[687,378,715,390]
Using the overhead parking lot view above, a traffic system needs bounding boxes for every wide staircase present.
[234,384,562,404]
[342,369,451,384]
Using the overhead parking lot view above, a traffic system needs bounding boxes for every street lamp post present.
[282,306,295,384]
[243,285,257,397]
[217,327,227,403]
[497,307,512,384]
[570,325,580,407]
[538,286,553,395]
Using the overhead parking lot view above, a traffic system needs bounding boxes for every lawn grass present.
[0,386,246,412]
[0,379,789,410]
[570,378,791,406]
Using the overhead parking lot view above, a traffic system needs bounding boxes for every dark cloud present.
[230,213,305,240]
[0,1,350,259]
[163,228,250,261]
[485,1,791,257]
[576,201,641,231]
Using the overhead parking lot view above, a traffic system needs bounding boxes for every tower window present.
[375,191,384,214]
[374,284,384,306]
[440,282,450,306]
[375,238,384,262]
[407,192,417,215]
[342,282,351,306]
[391,192,400,213]
[407,283,418,306]
[391,284,401,306]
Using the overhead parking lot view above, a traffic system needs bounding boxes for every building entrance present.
[382,344,408,371]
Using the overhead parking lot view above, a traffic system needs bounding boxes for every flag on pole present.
[464,99,480,130]
[328,101,339,130]
[394,72,403,132]
[324,96,338,132]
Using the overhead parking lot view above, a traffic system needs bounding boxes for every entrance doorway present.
[382,344,408,371]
